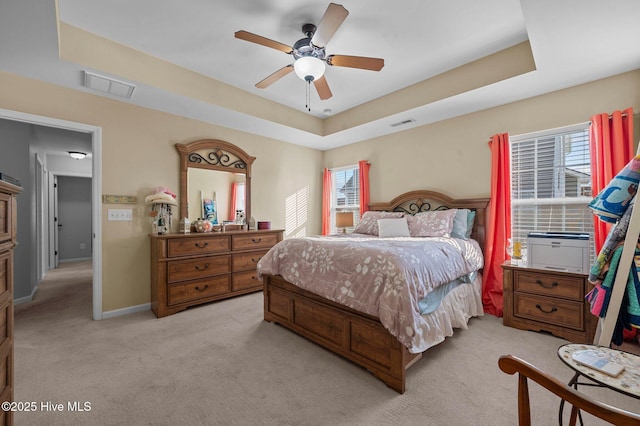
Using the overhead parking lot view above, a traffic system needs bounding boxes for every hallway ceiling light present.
[68,151,87,160]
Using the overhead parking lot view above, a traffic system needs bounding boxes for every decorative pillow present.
[377,218,410,238]
[353,211,404,235]
[450,209,477,240]
[450,209,470,239]
[407,209,456,237]
[465,210,477,239]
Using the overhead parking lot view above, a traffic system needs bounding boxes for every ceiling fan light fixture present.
[294,56,325,82]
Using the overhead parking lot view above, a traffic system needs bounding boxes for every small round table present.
[557,343,640,425]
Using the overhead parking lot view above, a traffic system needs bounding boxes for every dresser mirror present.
[176,139,255,225]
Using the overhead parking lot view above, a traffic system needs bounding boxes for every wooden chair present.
[498,354,640,426]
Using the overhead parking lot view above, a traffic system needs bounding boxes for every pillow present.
[353,211,404,235]
[407,209,456,237]
[451,209,470,239]
[465,210,476,239]
[451,209,477,240]
[377,218,410,238]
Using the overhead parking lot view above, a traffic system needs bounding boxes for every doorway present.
[0,108,103,320]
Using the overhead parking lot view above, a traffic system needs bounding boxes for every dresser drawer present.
[514,270,583,301]
[0,251,8,302]
[233,233,279,251]
[232,250,269,272]
[514,293,583,330]
[232,270,261,291]
[0,302,8,349]
[0,193,11,244]
[167,236,230,257]
[167,255,231,283]
[167,276,231,306]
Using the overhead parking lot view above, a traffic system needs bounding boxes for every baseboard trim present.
[102,303,151,319]
[59,257,92,264]
[14,285,38,305]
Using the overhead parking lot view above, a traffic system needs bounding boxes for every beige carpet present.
[13,262,640,425]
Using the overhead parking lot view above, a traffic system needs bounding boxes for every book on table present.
[571,350,625,377]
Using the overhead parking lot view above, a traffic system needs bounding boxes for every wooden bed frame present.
[262,190,490,393]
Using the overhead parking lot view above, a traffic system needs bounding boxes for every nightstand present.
[502,262,597,344]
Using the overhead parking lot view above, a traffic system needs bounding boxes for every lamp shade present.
[294,56,326,81]
[336,212,354,228]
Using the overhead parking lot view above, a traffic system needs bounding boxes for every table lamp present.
[336,212,354,233]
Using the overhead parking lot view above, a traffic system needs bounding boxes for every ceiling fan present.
[235,3,384,102]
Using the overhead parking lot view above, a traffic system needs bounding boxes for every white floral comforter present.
[257,234,483,353]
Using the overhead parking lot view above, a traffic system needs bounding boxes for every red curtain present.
[482,133,511,317]
[589,107,634,252]
[322,168,332,235]
[229,182,238,221]
[359,160,370,218]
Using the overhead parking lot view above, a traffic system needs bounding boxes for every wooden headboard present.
[369,190,490,249]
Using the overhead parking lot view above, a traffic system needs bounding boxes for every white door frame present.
[34,154,45,281]
[0,108,103,320]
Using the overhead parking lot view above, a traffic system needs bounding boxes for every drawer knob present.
[251,257,262,263]
[195,284,209,292]
[535,304,558,314]
[195,263,210,271]
[252,238,262,243]
[195,242,209,249]
[535,279,558,289]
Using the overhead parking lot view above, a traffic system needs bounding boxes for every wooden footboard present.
[263,274,421,394]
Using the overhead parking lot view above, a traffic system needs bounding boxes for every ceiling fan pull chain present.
[306,79,311,112]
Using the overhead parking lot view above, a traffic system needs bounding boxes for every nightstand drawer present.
[514,293,583,330]
[514,271,583,301]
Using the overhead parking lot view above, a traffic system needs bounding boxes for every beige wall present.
[0,71,323,312]
[2,68,639,314]
[323,70,640,203]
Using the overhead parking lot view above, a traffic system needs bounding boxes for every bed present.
[258,190,489,393]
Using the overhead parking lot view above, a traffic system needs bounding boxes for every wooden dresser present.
[150,229,283,318]
[502,262,597,344]
[0,181,21,426]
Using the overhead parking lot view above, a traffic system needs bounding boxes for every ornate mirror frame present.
[175,139,255,222]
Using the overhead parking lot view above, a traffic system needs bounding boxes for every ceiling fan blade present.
[313,76,332,100]
[310,3,349,48]
[327,55,384,71]
[235,30,293,54]
[255,65,294,89]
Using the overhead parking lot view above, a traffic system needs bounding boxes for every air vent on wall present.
[83,71,135,99]
[390,118,416,127]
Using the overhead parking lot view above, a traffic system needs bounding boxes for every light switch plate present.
[108,208,133,221]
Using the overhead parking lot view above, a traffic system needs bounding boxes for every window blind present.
[510,123,595,260]
[330,165,360,234]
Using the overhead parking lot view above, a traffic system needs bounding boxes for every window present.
[330,165,360,234]
[510,123,594,259]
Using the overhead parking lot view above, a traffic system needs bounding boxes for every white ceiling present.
[1,0,640,151]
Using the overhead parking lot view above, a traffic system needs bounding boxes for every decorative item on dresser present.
[502,262,597,343]
[260,189,489,393]
[0,180,22,426]
[150,229,283,318]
